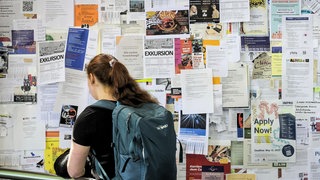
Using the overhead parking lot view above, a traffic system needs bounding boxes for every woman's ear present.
[89,73,95,84]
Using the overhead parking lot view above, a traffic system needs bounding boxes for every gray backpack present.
[112,102,177,180]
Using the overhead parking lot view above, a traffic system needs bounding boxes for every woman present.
[207,4,219,19]
[67,54,158,178]
[212,4,220,19]
[189,5,198,17]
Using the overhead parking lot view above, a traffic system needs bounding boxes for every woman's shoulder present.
[90,100,117,109]
[75,104,112,126]
[76,100,115,122]
[84,104,114,115]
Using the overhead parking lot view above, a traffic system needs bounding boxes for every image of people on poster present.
[207,3,220,19]
[0,50,8,76]
[189,0,220,24]
[60,105,78,127]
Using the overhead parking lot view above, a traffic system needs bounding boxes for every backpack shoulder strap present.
[90,149,110,180]
[88,100,115,180]
[90,100,116,110]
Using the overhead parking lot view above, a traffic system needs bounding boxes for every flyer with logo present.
[251,99,296,162]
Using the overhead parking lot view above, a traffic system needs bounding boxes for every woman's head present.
[190,5,197,15]
[86,54,115,99]
[86,53,158,106]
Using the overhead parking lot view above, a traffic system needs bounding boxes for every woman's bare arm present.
[67,141,90,178]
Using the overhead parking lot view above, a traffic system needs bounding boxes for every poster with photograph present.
[206,140,231,164]
[144,37,175,78]
[0,54,37,103]
[127,0,146,25]
[14,73,37,102]
[0,49,9,78]
[0,0,37,46]
[186,154,231,179]
[129,0,144,12]
[237,112,244,138]
[180,112,207,136]
[59,105,78,127]
[155,78,171,92]
[251,99,296,162]
[11,30,36,54]
[190,22,224,41]
[192,39,205,69]
[252,52,272,79]
[309,116,320,147]
[175,38,193,74]
[189,0,220,23]
[178,110,209,154]
[146,10,189,36]
[37,40,66,85]
[240,0,268,36]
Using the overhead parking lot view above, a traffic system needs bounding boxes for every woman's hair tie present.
[109,58,117,67]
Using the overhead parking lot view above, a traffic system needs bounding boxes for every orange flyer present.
[74,4,99,27]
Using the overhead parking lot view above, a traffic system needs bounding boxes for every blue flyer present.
[65,28,89,70]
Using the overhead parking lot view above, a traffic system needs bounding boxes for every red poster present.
[186,154,231,180]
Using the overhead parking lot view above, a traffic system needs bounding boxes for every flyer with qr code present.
[22,0,36,13]
[251,99,296,162]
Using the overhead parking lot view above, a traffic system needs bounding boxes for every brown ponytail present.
[87,53,158,107]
